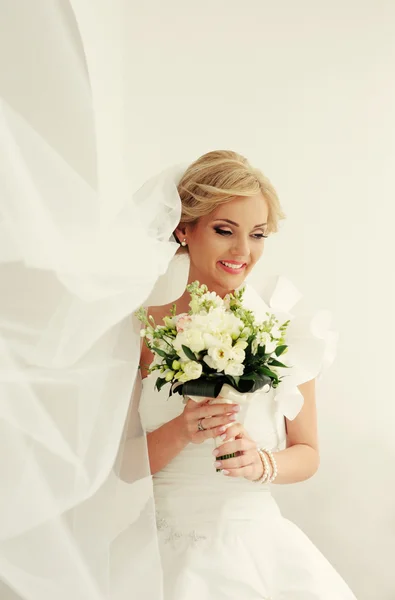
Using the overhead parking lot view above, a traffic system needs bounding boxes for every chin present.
[212,271,247,293]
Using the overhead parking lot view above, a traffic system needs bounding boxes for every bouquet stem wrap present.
[187,383,252,472]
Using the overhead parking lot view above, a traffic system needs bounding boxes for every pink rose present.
[176,314,192,332]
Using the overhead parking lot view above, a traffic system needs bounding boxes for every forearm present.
[147,415,188,474]
[269,443,320,485]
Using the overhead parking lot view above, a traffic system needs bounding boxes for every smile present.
[218,260,247,274]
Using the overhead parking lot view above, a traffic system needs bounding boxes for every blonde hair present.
[176,150,286,236]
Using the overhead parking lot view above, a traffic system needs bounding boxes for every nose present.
[230,234,251,259]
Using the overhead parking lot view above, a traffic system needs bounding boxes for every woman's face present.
[176,193,269,297]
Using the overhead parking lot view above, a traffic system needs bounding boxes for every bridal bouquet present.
[136,281,291,397]
[137,281,291,466]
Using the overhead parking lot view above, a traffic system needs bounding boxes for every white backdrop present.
[1,1,394,599]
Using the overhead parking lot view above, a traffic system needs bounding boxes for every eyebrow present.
[213,218,267,228]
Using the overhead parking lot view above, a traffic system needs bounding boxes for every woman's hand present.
[177,398,241,445]
[213,422,265,482]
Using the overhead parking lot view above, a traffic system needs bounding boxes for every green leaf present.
[165,357,175,370]
[182,345,197,361]
[268,358,289,368]
[275,345,287,356]
[258,365,279,379]
[152,346,167,358]
[155,377,168,392]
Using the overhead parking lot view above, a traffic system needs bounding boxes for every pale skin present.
[140,193,320,484]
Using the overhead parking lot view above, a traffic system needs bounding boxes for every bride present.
[0,6,360,599]
[137,149,357,599]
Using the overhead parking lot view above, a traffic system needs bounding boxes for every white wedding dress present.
[139,282,357,600]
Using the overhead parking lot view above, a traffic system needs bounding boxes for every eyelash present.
[214,227,268,239]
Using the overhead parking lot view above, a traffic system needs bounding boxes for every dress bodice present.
[138,371,287,534]
[137,279,337,535]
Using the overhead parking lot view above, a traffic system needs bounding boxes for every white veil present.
[0,2,182,598]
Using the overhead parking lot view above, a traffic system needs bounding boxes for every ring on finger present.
[197,418,206,432]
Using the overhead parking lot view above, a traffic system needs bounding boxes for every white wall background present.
[1,1,394,599]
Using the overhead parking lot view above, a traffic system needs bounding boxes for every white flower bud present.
[165,370,175,382]
[182,361,203,381]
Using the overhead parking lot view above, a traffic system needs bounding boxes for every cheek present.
[190,232,222,263]
[250,243,265,264]
[199,234,225,259]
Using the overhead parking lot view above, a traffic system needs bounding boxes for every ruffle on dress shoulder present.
[244,275,338,421]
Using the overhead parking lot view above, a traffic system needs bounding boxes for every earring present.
[181,239,187,247]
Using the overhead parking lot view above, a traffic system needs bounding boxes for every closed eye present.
[214,227,232,236]
[214,227,268,239]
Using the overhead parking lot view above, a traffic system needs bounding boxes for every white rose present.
[201,307,225,331]
[224,360,245,376]
[234,339,248,350]
[203,354,216,370]
[173,332,188,357]
[174,329,205,354]
[182,361,203,380]
[223,313,244,338]
[175,313,192,332]
[208,345,231,364]
[219,333,233,347]
[230,346,245,363]
[204,346,231,371]
[202,332,223,350]
[186,329,205,353]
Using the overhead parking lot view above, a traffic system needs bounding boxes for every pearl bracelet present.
[253,449,270,483]
[262,447,278,483]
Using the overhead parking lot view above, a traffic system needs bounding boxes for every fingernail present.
[222,470,230,475]
[229,415,237,421]
[212,449,219,456]
[214,461,222,468]
[218,426,226,433]
[221,433,227,440]
[232,405,240,412]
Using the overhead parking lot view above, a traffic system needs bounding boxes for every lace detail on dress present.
[156,512,207,546]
